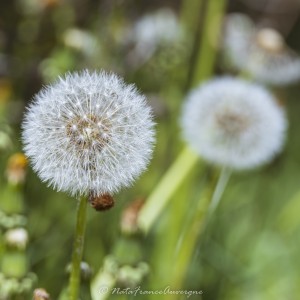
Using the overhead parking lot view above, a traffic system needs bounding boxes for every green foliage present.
[1,0,300,299]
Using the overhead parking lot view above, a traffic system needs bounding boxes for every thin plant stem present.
[192,0,228,85]
[137,146,199,234]
[170,188,211,290]
[207,166,232,219]
[170,167,231,292]
[69,195,88,300]
[137,0,228,235]
[160,0,228,292]
[180,0,204,32]
[182,0,209,92]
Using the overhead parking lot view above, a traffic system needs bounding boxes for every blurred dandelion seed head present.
[223,13,300,86]
[22,70,155,197]
[132,8,180,47]
[255,28,285,53]
[181,77,287,170]
[126,8,181,68]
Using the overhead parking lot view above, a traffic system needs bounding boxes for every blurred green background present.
[1,0,300,299]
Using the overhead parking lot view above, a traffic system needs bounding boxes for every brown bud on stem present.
[88,192,115,211]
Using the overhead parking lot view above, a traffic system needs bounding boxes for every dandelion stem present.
[138,0,228,235]
[170,188,211,290]
[137,146,199,234]
[69,195,88,300]
[143,0,228,293]
[169,167,230,293]
[180,0,204,32]
[182,0,209,92]
[207,167,232,218]
[192,0,228,85]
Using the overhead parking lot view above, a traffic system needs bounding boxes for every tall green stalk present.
[170,167,231,291]
[192,0,228,85]
[207,167,232,218]
[170,187,212,289]
[139,0,228,297]
[180,0,204,33]
[69,196,88,300]
[137,147,199,233]
[137,0,228,235]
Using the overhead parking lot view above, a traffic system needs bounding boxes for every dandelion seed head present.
[125,8,181,68]
[223,13,254,68]
[255,28,284,53]
[22,70,155,197]
[132,8,180,47]
[223,13,300,86]
[181,77,287,170]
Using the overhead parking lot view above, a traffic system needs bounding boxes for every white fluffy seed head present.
[181,77,287,170]
[223,13,300,86]
[22,70,155,197]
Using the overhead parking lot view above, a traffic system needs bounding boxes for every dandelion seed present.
[223,13,300,86]
[22,70,155,197]
[181,77,287,170]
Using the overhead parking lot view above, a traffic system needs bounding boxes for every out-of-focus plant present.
[223,13,300,86]
[0,152,38,299]
[92,199,148,300]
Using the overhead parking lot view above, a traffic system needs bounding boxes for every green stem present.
[192,0,227,85]
[138,0,227,236]
[182,0,209,92]
[137,146,199,234]
[137,0,228,235]
[170,188,211,290]
[151,0,228,293]
[180,0,204,32]
[69,196,88,300]
[170,167,231,293]
[207,167,232,218]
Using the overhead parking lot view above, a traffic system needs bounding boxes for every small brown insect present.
[88,192,115,211]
